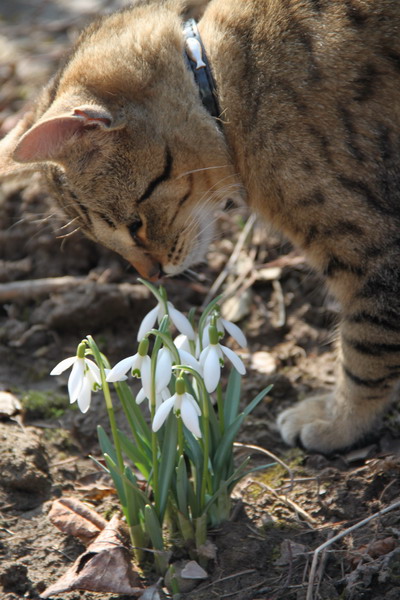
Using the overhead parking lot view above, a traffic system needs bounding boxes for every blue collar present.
[183,19,221,121]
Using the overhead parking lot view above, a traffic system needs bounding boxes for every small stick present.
[234,442,295,490]
[306,498,400,600]
[201,213,256,308]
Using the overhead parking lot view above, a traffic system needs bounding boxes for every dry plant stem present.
[201,213,256,308]
[306,498,400,600]
[234,441,295,489]
[255,480,317,525]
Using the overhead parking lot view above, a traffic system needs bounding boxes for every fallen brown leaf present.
[348,536,396,568]
[48,497,107,544]
[41,515,143,597]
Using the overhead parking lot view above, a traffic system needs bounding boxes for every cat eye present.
[128,219,143,239]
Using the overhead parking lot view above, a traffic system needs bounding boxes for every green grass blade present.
[118,429,152,479]
[223,368,242,427]
[158,413,178,519]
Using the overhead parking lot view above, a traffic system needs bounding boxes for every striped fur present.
[1,0,400,451]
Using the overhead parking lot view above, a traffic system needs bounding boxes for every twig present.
[233,442,295,490]
[197,569,257,592]
[306,498,400,600]
[201,214,256,308]
[255,480,317,525]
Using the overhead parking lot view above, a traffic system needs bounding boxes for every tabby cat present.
[1,0,400,453]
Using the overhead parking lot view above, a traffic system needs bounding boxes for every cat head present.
[0,1,241,280]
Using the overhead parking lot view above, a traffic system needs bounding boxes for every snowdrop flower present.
[202,314,247,349]
[135,347,173,409]
[199,323,246,393]
[174,335,202,373]
[137,300,195,341]
[106,339,150,383]
[50,342,101,413]
[152,378,202,438]
[136,385,170,411]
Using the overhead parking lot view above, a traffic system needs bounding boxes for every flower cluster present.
[49,282,272,576]
[51,294,246,438]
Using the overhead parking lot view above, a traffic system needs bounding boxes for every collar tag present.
[185,37,206,70]
[183,18,221,121]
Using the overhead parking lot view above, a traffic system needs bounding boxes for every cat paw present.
[277,395,359,453]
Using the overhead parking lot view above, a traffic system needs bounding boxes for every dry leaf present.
[348,537,396,568]
[48,497,107,544]
[75,471,116,500]
[41,515,142,597]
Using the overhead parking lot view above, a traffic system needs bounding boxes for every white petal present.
[155,387,170,411]
[152,395,176,432]
[199,346,210,370]
[140,355,152,398]
[77,376,93,413]
[50,356,76,376]
[178,349,202,373]
[85,359,102,386]
[168,302,195,340]
[105,368,127,382]
[155,348,173,392]
[174,334,191,353]
[185,392,202,416]
[220,345,246,375]
[203,346,221,393]
[68,358,85,403]
[180,394,202,438]
[201,327,210,348]
[137,305,158,341]
[221,318,247,348]
[106,355,136,382]
[136,387,147,405]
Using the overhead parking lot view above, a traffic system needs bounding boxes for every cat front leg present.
[277,314,400,453]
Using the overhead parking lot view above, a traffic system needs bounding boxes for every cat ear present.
[12,106,118,164]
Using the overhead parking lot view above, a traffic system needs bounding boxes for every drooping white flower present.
[199,323,246,393]
[136,385,169,411]
[135,347,173,409]
[50,343,101,413]
[152,379,202,437]
[106,339,150,383]
[137,300,195,341]
[202,314,247,349]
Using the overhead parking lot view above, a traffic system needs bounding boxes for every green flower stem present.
[172,365,210,510]
[146,329,181,364]
[86,336,124,474]
[216,383,224,435]
[177,418,184,456]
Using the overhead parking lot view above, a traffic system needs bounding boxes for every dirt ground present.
[1,2,400,600]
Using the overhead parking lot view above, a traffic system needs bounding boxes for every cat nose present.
[147,262,164,282]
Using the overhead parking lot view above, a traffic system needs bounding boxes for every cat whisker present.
[176,164,232,179]
[56,225,81,239]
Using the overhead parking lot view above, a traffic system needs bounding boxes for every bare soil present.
[1,2,400,599]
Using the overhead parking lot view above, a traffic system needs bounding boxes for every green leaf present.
[103,453,127,509]
[122,466,142,527]
[158,413,178,519]
[212,414,244,482]
[175,456,189,517]
[223,368,242,427]
[97,425,118,465]
[115,381,152,446]
[243,384,273,416]
[213,385,272,483]
[118,429,152,479]
[144,504,164,550]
